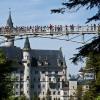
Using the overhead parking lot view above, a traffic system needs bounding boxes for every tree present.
[82,91,95,100]
[8,95,27,100]
[77,85,83,100]
[0,49,13,100]
[71,36,100,64]
[52,0,100,23]
[72,51,100,99]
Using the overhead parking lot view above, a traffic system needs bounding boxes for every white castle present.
[0,11,72,100]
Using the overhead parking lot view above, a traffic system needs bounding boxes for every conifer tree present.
[52,0,100,23]
[0,49,13,100]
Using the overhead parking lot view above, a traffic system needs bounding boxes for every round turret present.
[23,37,31,100]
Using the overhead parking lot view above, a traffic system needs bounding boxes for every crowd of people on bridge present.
[0,24,99,34]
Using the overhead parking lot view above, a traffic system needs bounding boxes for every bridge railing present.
[0,25,99,36]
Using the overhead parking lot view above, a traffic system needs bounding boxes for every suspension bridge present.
[0,25,99,44]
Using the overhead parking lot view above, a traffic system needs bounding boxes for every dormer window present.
[37,61,41,66]
[44,60,48,65]
[37,56,48,66]
[60,61,63,66]
[57,59,63,67]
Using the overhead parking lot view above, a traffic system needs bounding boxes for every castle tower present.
[5,9,14,47]
[23,37,31,100]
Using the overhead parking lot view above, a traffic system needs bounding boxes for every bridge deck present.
[0,25,99,36]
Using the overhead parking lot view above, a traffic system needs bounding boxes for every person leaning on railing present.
[98,24,100,33]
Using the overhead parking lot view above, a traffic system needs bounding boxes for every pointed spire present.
[23,37,31,51]
[6,8,13,28]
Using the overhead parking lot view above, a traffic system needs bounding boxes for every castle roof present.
[0,46,65,68]
[23,37,31,51]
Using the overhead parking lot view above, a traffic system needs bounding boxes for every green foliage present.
[96,72,100,86]
[71,36,100,64]
[75,52,100,99]
[53,0,100,23]
[77,85,83,100]
[66,0,100,23]
[86,52,100,71]
[0,49,13,100]
[96,96,100,100]
[20,95,27,100]
[83,91,95,100]
[84,52,100,98]
[8,95,27,100]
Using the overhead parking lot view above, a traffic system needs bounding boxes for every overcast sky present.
[0,0,98,75]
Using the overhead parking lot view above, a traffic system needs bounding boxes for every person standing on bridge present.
[94,24,96,31]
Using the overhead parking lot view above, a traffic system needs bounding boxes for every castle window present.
[20,91,24,95]
[61,61,63,66]
[53,91,56,95]
[42,71,45,74]
[49,78,51,81]
[16,92,18,95]
[38,84,41,89]
[20,70,23,74]
[55,71,58,74]
[63,71,65,74]
[42,84,45,88]
[20,77,23,81]
[20,84,23,88]
[42,77,45,81]
[27,63,30,66]
[16,84,19,88]
[16,76,19,81]
[33,78,36,81]
[27,84,29,87]
[43,92,44,95]
[58,91,60,95]
[64,92,67,95]
[27,76,29,79]
[57,78,60,82]
[86,85,89,89]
